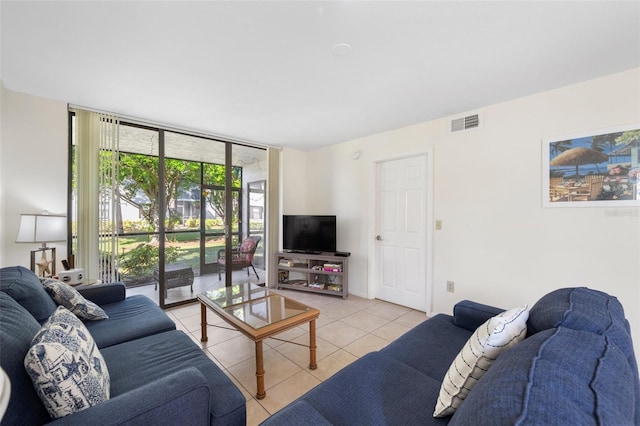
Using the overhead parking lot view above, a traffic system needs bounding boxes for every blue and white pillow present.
[24,306,110,418]
[42,278,108,320]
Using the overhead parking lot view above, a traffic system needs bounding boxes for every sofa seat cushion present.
[269,352,449,425]
[0,292,50,425]
[449,327,636,425]
[24,306,111,419]
[84,295,176,348]
[100,330,245,425]
[42,277,109,320]
[264,401,332,425]
[381,314,473,381]
[0,265,57,323]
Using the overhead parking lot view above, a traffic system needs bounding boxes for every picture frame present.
[542,124,640,208]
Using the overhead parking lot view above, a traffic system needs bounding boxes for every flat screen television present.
[283,215,337,254]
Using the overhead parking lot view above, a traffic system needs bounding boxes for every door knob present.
[376,235,383,241]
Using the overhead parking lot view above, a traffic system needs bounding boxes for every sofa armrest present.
[47,368,211,426]
[453,300,504,331]
[77,282,126,305]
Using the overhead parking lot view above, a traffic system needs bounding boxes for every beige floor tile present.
[263,325,308,349]
[319,301,360,319]
[202,324,243,348]
[314,313,338,328]
[394,309,428,328]
[256,370,321,415]
[246,398,271,426]
[165,302,200,319]
[308,349,358,382]
[173,318,191,334]
[339,296,382,311]
[207,335,256,369]
[177,312,205,332]
[317,320,367,348]
[341,310,390,333]
[365,301,411,321]
[274,335,339,369]
[227,348,302,396]
[372,321,411,342]
[343,334,389,358]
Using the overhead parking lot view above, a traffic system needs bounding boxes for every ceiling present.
[1,1,639,151]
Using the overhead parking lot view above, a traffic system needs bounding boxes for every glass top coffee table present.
[197,283,320,399]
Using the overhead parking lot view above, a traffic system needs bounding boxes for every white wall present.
[282,68,640,352]
[0,83,68,269]
[281,148,310,214]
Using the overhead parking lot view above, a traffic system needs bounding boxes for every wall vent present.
[449,112,482,133]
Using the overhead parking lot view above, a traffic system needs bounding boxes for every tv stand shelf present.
[276,251,348,299]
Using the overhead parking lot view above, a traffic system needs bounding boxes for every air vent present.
[450,112,482,133]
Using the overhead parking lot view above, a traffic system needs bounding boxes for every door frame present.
[367,150,434,315]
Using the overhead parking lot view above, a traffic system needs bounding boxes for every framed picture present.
[543,124,640,207]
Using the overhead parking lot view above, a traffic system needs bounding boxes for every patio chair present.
[572,175,604,201]
[217,236,262,280]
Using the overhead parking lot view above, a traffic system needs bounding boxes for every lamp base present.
[30,247,56,277]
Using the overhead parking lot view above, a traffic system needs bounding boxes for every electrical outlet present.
[446,281,455,292]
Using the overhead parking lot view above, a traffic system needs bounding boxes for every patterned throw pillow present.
[24,306,110,419]
[433,305,529,418]
[42,278,108,320]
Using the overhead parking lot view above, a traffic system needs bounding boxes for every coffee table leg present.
[200,303,208,342]
[255,340,266,399]
[309,319,317,370]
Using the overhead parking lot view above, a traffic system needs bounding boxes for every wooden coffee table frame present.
[198,291,319,400]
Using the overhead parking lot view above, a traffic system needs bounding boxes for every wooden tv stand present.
[276,251,348,299]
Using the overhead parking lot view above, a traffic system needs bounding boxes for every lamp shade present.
[16,214,67,243]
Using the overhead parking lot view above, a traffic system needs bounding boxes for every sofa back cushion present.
[0,292,50,425]
[528,287,637,372]
[0,266,57,323]
[449,327,636,425]
[528,287,626,334]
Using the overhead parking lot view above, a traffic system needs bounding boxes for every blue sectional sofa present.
[0,266,246,426]
[263,287,639,425]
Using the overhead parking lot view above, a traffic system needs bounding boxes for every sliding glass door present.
[70,110,267,308]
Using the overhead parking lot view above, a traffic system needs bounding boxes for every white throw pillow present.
[24,306,110,418]
[433,305,529,417]
[42,278,108,320]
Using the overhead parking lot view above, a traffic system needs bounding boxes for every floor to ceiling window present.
[69,110,267,308]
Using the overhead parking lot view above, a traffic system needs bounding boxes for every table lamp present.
[15,213,67,277]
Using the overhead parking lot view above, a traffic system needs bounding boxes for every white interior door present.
[374,154,428,311]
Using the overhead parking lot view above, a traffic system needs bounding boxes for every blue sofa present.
[0,266,246,426]
[263,287,639,425]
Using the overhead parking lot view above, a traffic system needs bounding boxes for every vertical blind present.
[266,146,281,288]
[74,109,120,283]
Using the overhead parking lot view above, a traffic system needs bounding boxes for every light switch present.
[435,220,442,230]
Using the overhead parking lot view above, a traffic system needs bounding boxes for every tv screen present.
[283,215,337,254]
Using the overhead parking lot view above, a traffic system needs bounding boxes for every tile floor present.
[162,288,428,425]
